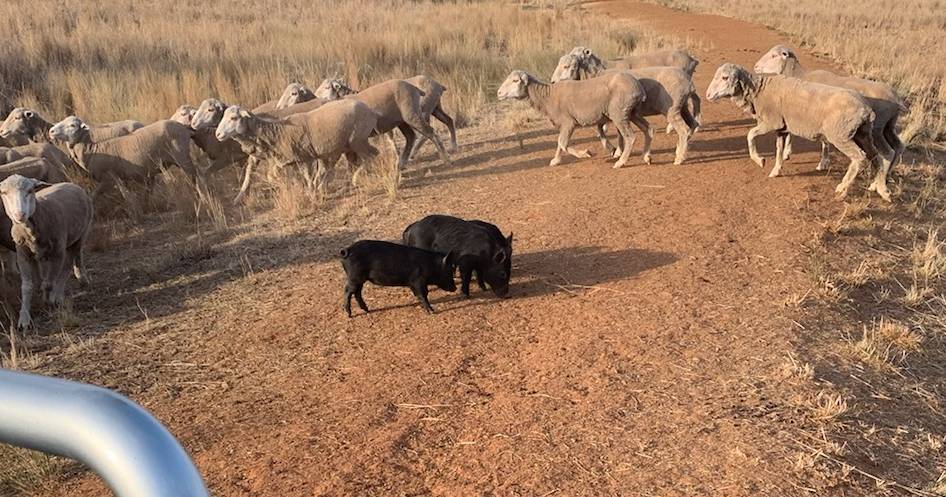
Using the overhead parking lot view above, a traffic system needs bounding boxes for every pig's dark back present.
[403,215,493,254]
[341,239,445,281]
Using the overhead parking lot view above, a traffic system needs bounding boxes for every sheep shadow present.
[50,226,363,340]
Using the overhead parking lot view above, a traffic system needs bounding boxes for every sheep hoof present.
[611,149,622,159]
[576,150,592,159]
[665,123,673,134]
[17,313,32,330]
[549,157,562,167]
[612,161,627,169]
[751,156,765,168]
[674,158,684,166]
[643,155,652,165]
[768,170,780,178]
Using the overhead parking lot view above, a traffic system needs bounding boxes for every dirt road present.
[20,2,879,496]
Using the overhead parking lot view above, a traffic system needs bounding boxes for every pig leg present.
[412,284,435,314]
[343,281,368,317]
[458,260,476,298]
[474,268,488,291]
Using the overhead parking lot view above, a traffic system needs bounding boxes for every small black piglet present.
[403,215,513,298]
[340,240,457,316]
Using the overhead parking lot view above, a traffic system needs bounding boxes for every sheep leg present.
[550,122,576,166]
[233,155,259,205]
[49,254,73,307]
[16,252,37,330]
[432,105,458,152]
[747,124,777,168]
[411,122,452,169]
[883,116,904,174]
[867,126,894,195]
[396,124,417,168]
[689,91,702,130]
[628,114,652,165]
[770,132,787,177]
[668,108,692,165]
[3,249,19,275]
[832,138,868,198]
[854,128,890,202]
[814,141,831,171]
[69,239,89,287]
[595,123,616,157]
[612,120,636,169]
[783,135,793,162]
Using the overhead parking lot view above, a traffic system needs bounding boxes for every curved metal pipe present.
[0,369,210,497]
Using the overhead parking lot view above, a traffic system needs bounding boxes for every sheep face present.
[0,175,50,225]
[550,54,581,83]
[171,105,197,125]
[191,98,228,131]
[753,45,794,74]
[497,70,531,100]
[0,108,38,141]
[706,63,750,102]
[314,78,354,101]
[215,106,252,141]
[48,116,91,145]
[275,83,315,110]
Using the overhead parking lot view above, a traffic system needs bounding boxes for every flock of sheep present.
[0,43,906,324]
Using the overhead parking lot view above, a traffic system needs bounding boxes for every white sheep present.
[189,98,250,175]
[170,104,197,125]
[313,78,452,169]
[551,53,699,165]
[214,100,380,203]
[48,116,200,198]
[2,143,77,172]
[497,69,650,168]
[1,107,143,144]
[0,157,67,183]
[706,63,886,200]
[754,45,905,187]
[251,82,317,114]
[0,174,93,329]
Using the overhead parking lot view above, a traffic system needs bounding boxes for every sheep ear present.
[332,81,343,91]
[32,180,53,192]
[238,108,251,118]
[24,110,34,118]
[583,48,592,56]
[80,123,90,131]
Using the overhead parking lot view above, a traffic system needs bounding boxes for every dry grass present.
[0,0,647,127]
[0,447,67,496]
[651,0,946,147]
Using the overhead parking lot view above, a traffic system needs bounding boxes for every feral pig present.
[340,240,457,316]
[402,215,513,298]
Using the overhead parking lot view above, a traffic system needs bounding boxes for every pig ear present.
[493,250,506,264]
[32,180,53,192]
[506,233,513,247]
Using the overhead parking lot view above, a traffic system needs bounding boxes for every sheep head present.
[706,63,754,102]
[753,45,795,74]
[191,98,229,131]
[314,78,355,101]
[0,174,52,225]
[497,70,533,100]
[171,105,197,125]
[0,107,42,142]
[551,53,581,83]
[48,116,91,145]
[275,83,315,110]
[215,105,253,141]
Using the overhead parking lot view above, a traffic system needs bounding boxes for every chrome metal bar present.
[0,369,210,497]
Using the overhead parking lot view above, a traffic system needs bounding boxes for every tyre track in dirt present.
[30,2,867,497]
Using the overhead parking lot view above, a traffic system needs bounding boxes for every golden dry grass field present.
[0,0,945,496]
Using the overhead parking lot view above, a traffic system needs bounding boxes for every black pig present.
[340,240,456,316]
[402,215,513,298]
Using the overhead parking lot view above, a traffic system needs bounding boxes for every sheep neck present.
[782,58,806,78]
[525,80,552,116]
[31,118,53,142]
[735,73,765,116]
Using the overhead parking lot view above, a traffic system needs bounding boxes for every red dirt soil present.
[12,2,897,496]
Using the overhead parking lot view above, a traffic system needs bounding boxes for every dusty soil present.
[6,2,937,497]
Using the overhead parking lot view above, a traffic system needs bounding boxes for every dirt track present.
[18,2,885,496]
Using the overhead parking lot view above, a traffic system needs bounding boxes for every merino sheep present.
[0,174,93,329]
[49,116,200,198]
[171,105,197,125]
[0,157,67,183]
[313,78,452,169]
[315,76,458,157]
[1,107,143,144]
[497,69,650,168]
[552,54,698,165]
[706,63,887,200]
[553,47,702,132]
[251,82,317,114]
[189,98,250,174]
[4,143,77,172]
[754,45,905,185]
[0,147,24,165]
[214,100,380,203]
